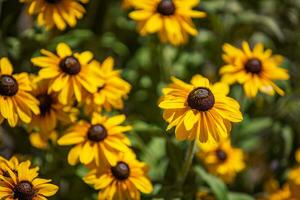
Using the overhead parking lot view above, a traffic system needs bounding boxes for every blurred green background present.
[1,0,300,199]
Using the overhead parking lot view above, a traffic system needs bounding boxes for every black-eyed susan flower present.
[84,152,153,200]
[0,156,21,178]
[20,0,89,30]
[0,57,40,127]
[31,43,98,105]
[197,139,245,183]
[29,77,73,134]
[58,113,132,166]
[159,75,243,143]
[220,42,289,98]
[0,158,58,200]
[129,0,206,46]
[84,57,131,113]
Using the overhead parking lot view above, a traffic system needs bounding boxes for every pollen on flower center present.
[111,162,130,180]
[216,149,228,162]
[157,0,176,16]
[59,56,81,75]
[45,0,61,3]
[37,94,53,116]
[0,75,19,96]
[87,124,108,142]
[187,87,215,111]
[13,181,35,200]
[245,58,262,74]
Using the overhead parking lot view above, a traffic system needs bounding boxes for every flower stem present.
[179,140,197,186]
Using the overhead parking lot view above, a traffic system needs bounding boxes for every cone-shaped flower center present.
[111,162,130,180]
[59,56,81,75]
[45,0,61,3]
[37,94,53,116]
[0,75,19,96]
[187,87,215,111]
[245,58,262,74]
[216,149,227,162]
[87,124,108,142]
[14,181,35,200]
[157,0,175,16]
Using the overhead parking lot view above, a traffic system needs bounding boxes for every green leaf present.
[195,166,229,200]
[228,192,255,200]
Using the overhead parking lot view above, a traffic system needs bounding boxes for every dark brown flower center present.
[0,75,19,96]
[157,0,176,16]
[45,0,61,3]
[87,124,107,142]
[59,56,81,75]
[37,94,53,116]
[216,149,227,162]
[111,162,130,180]
[187,87,215,111]
[245,58,262,74]
[14,181,35,200]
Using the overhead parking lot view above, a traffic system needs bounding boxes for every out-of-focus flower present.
[29,131,58,149]
[29,78,73,134]
[0,158,58,200]
[84,152,153,200]
[288,167,300,199]
[0,57,40,127]
[129,0,206,46]
[122,0,132,10]
[159,75,243,143]
[31,43,98,105]
[20,0,89,30]
[196,191,215,200]
[58,113,132,166]
[84,57,131,114]
[220,42,289,98]
[198,139,245,183]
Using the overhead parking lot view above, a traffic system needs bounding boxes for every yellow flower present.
[58,113,132,166]
[159,75,243,143]
[295,149,300,163]
[198,139,245,183]
[220,42,289,98]
[29,77,74,134]
[0,157,22,177]
[84,152,153,200]
[196,191,215,200]
[0,158,58,200]
[29,131,58,149]
[0,57,40,127]
[31,43,98,105]
[288,167,300,199]
[20,0,89,30]
[266,184,294,200]
[129,0,206,45]
[84,57,131,113]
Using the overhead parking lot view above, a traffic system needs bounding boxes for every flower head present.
[58,113,132,166]
[0,57,40,127]
[84,152,153,200]
[84,57,131,113]
[198,139,245,183]
[0,158,58,200]
[20,0,89,30]
[129,0,206,45]
[31,43,98,105]
[29,77,74,134]
[159,75,243,143]
[220,42,289,97]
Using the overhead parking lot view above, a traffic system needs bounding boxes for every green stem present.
[179,140,197,186]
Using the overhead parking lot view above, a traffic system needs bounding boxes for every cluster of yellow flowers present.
[0,0,293,199]
[0,40,153,199]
